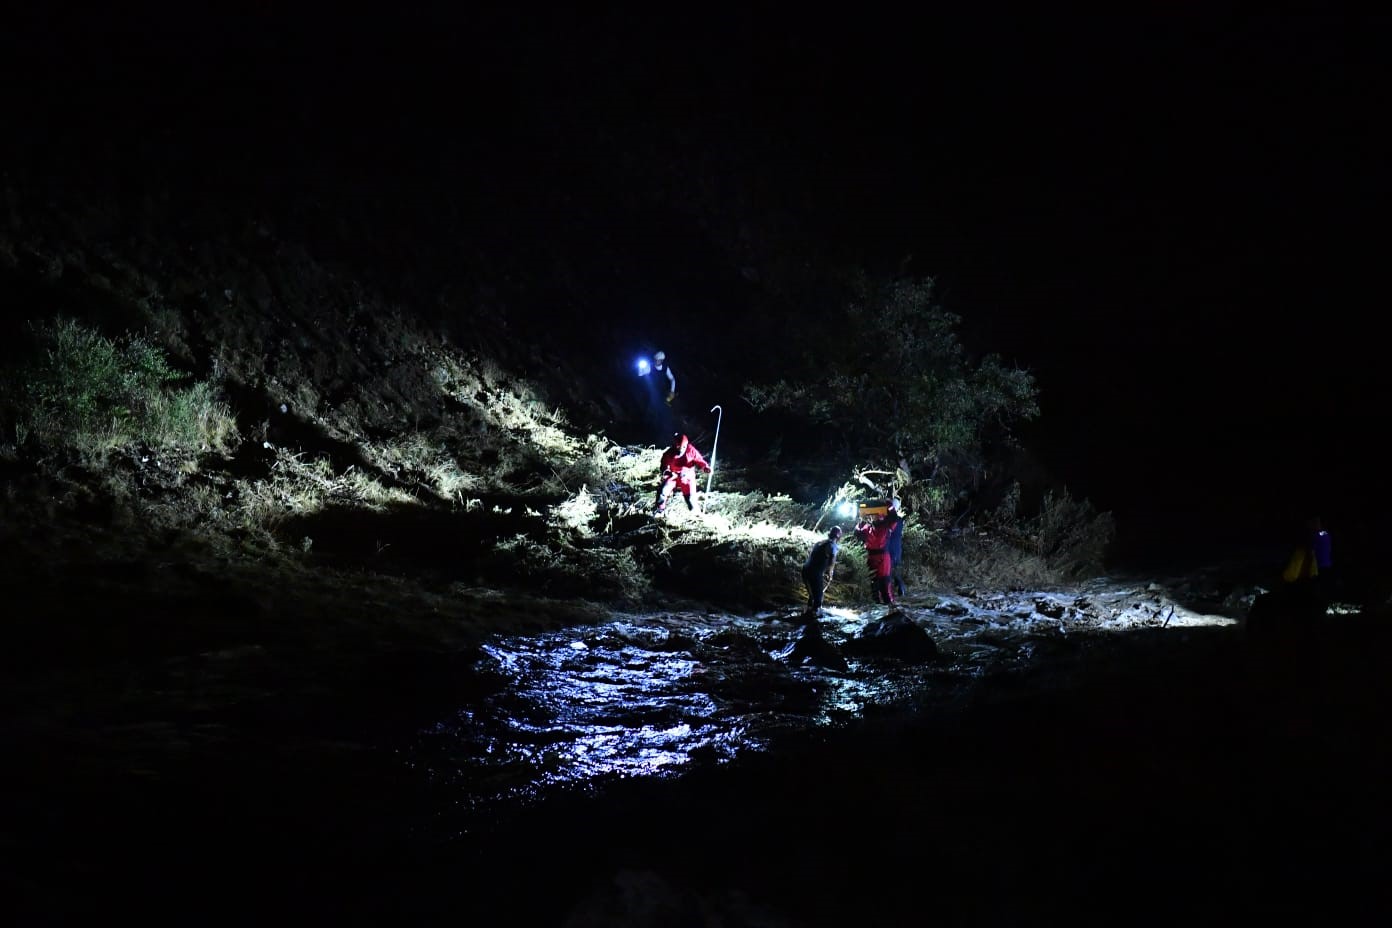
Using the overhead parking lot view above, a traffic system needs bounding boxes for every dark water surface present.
[6,584,1390,926]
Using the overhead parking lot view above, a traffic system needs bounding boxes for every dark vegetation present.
[0,103,1116,630]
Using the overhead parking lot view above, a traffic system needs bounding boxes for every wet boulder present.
[773,621,849,672]
[843,611,939,662]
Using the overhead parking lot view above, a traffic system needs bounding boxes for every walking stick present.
[706,404,722,496]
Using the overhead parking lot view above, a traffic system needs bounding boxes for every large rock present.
[772,621,849,672]
[843,611,939,662]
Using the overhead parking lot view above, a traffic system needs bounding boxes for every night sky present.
[5,6,1390,565]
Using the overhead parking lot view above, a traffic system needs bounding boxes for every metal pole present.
[706,404,722,496]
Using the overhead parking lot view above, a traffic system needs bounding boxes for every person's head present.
[672,432,688,451]
[654,351,666,365]
[828,526,843,541]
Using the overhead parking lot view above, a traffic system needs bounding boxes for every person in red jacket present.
[855,508,903,605]
[654,433,711,514]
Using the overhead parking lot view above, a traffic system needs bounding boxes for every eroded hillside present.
[1,188,1116,637]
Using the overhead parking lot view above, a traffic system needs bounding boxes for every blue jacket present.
[1312,529,1333,569]
[885,518,904,564]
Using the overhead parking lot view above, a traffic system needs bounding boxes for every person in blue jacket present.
[1308,514,1334,606]
[885,499,906,598]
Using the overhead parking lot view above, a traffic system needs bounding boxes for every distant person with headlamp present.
[650,350,676,405]
[637,349,678,441]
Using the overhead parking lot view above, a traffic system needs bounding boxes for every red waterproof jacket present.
[855,516,898,552]
[856,515,900,581]
[660,438,710,490]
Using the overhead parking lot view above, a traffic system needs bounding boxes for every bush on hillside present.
[742,273,1039,510]
[0,318,237,455]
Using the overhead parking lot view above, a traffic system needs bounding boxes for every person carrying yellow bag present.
[1281,543,1318,584]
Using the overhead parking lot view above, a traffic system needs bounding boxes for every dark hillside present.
[0,7,1132,682]
[3,11,1391,926]
[1,8,1081,520]
[7,6,1389,593]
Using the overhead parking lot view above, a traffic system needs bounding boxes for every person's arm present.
[664,366,676,396]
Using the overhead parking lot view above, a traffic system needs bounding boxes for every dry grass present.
[925,531,1059,590]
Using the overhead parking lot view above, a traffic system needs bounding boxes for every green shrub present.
[741,273,1039,485]
[1,318,237,454]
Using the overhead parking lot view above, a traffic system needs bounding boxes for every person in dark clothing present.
[801,526,843,617]
[650,351,676,405]
[639,350,677,441]
[885,499,906,598]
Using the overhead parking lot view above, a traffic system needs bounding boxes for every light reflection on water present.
[405,616,945,802]
[404,585,1234,805]
[413,626,740,797]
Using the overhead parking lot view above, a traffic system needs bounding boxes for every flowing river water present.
[23,572,1389,926]
[404,579,1239,812]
